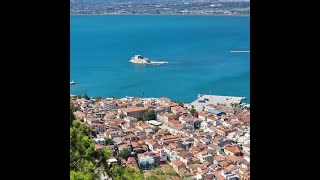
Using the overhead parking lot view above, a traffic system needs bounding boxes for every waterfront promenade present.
[185,94,246,111]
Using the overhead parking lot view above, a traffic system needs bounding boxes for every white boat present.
[70,80,75,85]
[129,55,168,65]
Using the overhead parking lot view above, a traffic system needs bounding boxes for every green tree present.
[147,175,160,180]
[134,172,144,180]
[93,148,112,177]
[70,170,93,180]
[70,120,113,180]
[70,102,76,123]
[153,168,164,175]
[177,102,184,107]
[111,165,123,180]
[111,166,144,180]
[70,120,97,179]
[143,110,156,121]
[102,148,111,160]
[118,148,131,160]
[119,113,125,119]
[190,107,196,116]
[105,138,114,145]
[122,166,137,180]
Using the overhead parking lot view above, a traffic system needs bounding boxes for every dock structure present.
[186,94,246,111]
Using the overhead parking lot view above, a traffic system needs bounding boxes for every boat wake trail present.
[150,61,169,64]
[230,50,250,53]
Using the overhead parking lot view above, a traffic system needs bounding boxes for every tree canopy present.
[70,120,97,179]
[111,165,144,180]
[70,170,93,180]
[105,138,114,145]
[118,148,131,160]
[70,102,76,123]
[190,107,196,116]
[146,175,161,180]
[143,110,156,121]
[70,120,111,180]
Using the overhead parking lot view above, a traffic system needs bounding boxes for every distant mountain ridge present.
[71,0,250,5]
[70,0,250,15]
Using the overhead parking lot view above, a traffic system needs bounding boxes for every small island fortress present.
[130,55,151,64]
[129,55,168,65]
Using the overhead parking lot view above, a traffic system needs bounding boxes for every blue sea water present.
[71,15,250,103]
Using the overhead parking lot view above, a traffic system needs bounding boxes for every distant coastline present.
[71,1,250,18]
[70,13,250,17]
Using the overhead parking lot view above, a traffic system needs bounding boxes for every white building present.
[213,120,223,127]
[159,150,168,160]
[200,121,210,131]
[93,123,106,133]
[138,155,155,170]
[93,138,106,146]
[109,131,122,139]
[220,170,239,180]
[124,116,137,123]
[100,101,116,110]
[85,118,100,125]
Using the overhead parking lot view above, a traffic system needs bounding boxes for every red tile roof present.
[139,123,151,129]
[172,160,184,167]
[225,145,241,154]
[123,106,148,113]
[145,139,157,145]
[177,151,189,158]
[219,160,231,167]
[213,171,225,180]
[127,157,136,163]
[94,144,105,150]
